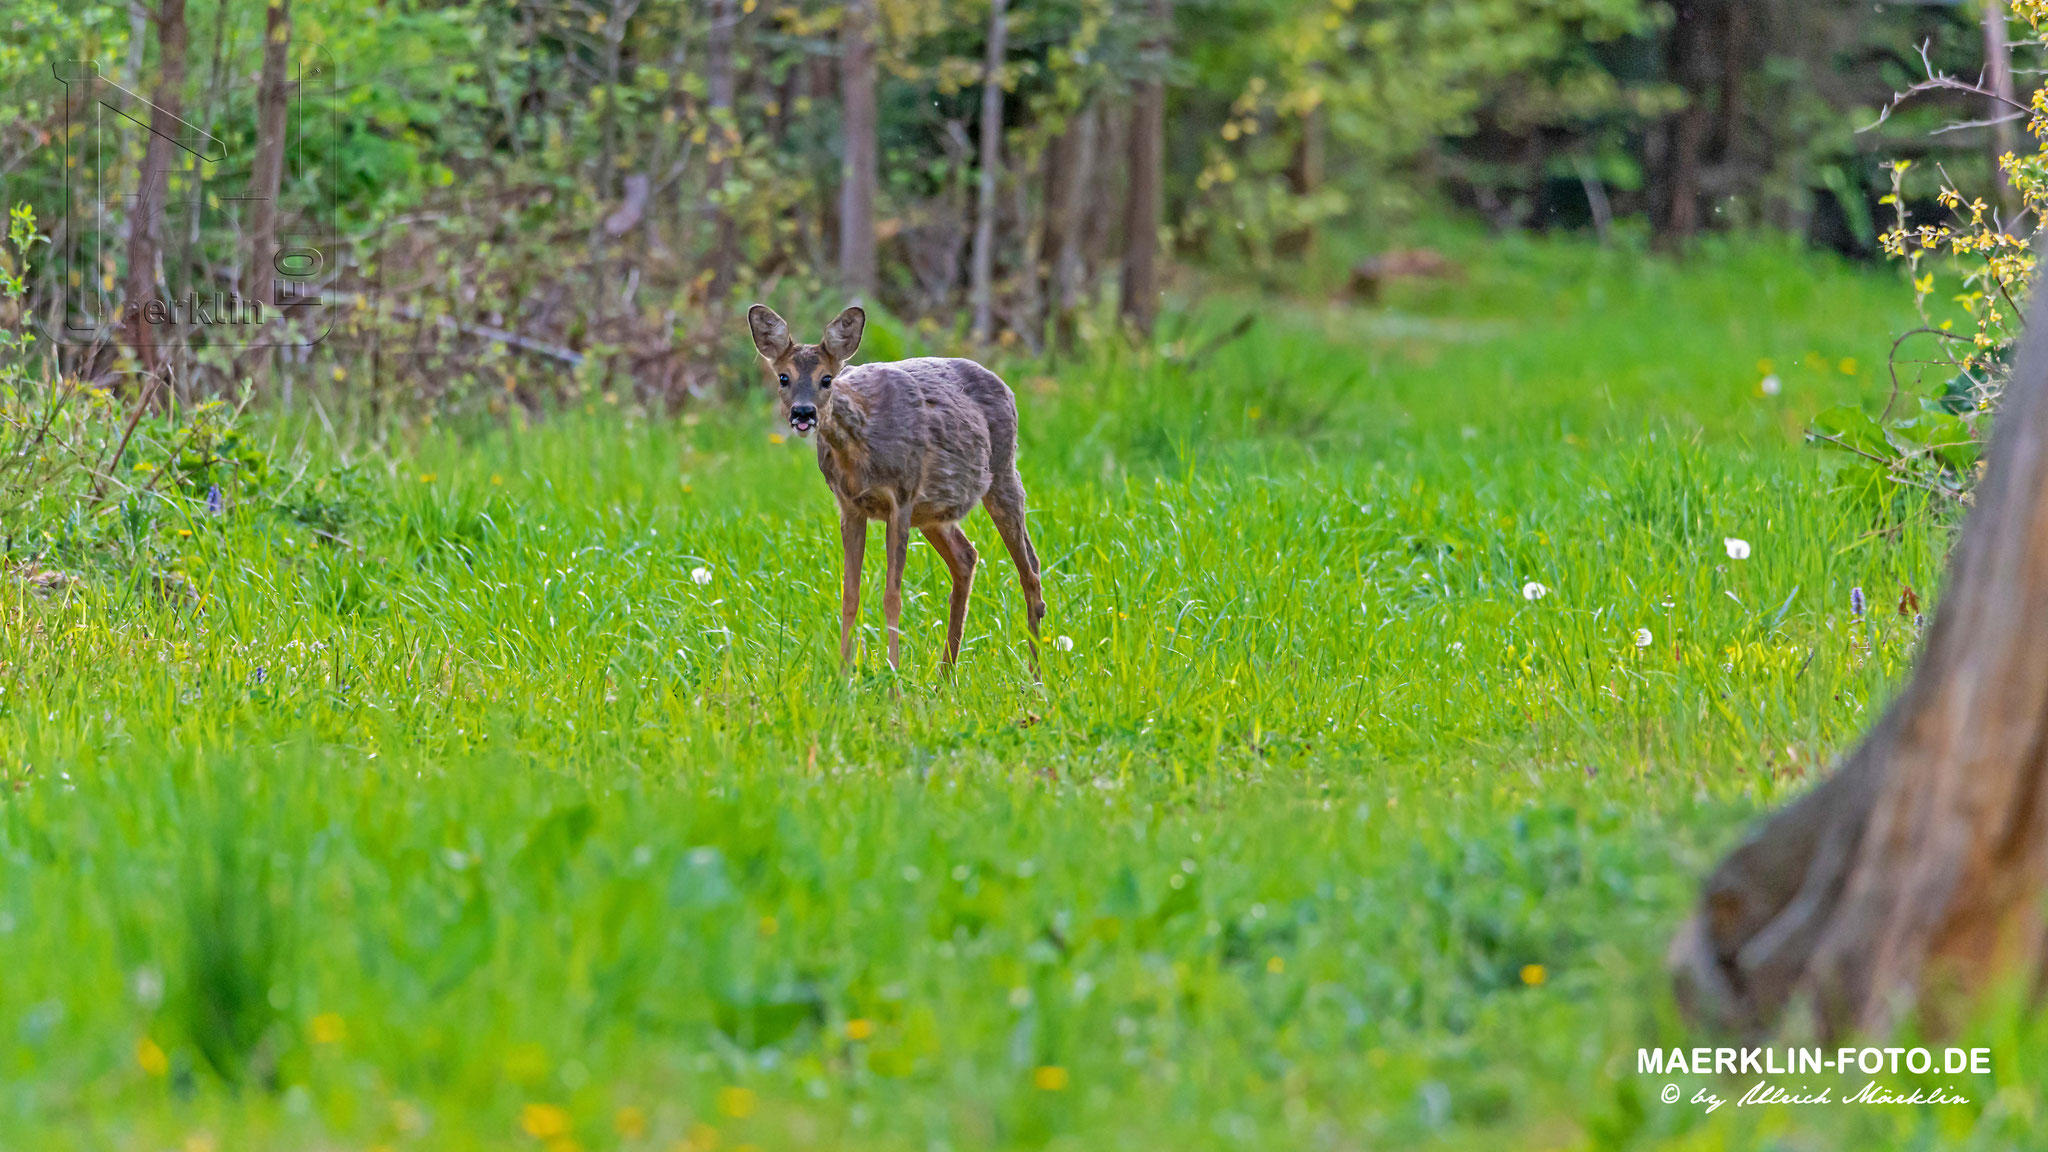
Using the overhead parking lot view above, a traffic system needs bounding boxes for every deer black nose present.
[790,403,817,421]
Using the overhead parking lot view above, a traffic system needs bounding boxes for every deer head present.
[746,304,866,438]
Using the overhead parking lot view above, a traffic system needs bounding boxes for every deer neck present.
[818,387,869,455]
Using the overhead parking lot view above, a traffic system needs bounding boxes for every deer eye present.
[778,374,789,386]
[819,375,833,388]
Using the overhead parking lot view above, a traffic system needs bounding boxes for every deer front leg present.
[882,509,911,671]
[839,508,866,673]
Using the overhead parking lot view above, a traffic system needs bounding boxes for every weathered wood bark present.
[124,0,190,385]
[968,0,1008,344]
[704,0,738,302]
[838,0,879,301]
[1984,0,2020,219]
[1119,0,1170,337]
[1671,268,2048,1039]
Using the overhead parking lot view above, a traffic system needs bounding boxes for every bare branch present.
[1929,111,2030,136]
[1861,38,2033,135]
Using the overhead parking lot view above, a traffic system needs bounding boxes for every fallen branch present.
[384,302,586,367]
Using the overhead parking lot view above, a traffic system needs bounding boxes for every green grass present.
[5,232,2042,1151]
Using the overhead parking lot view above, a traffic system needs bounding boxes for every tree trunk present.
[1085,101,1125,298]
[1009,142,1043,354]
[838,0,879,301]
[705,0,738,303]
[1655,0,1712,249]
[1119,0,1170,337]
[1984,0,2020,219]
[1670,268,2048,1040]
[1044,102,1096,356]
[1275,96,1323,260]
[126,0,148,90]
[244,0,292,308]
[969,0,1008,345]
[124,0,190,386]
[1713,2,1746,164]
[236,0,292,394]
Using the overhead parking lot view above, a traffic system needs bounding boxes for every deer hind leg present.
[921,523,978,668]
[882,509,912,671]
[838,508,867,673]
[982,471,1046,659]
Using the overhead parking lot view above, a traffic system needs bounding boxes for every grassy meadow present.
[4,232,2041,1150]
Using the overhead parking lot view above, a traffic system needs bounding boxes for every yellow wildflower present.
[521,1102,572,1139]
[717,1086,756,1118]
[311,1012,346,1044]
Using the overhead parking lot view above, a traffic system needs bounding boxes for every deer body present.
[747,305,1045,671]
[815,358,996,527]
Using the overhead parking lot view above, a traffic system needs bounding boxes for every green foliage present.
[1815,2,2048,507]
[1177,0,1664,264]
[4,235,2038,1151]
[0,203,282,577]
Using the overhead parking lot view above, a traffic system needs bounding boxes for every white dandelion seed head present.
[1723,537,1751,560]
[1634,628,1653,648]
[1761,374,1782,396]
[690,566,713,586]
[1054,635,1074,651]
[1521,581,1549,601]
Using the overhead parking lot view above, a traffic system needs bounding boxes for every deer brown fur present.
[746,304,1046,671]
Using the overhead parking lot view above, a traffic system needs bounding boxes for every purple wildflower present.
[1850,586,1865,617]
[206,484,223,515]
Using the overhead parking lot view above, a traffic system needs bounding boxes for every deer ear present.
[747,304,792,360]
[822,306,866,362]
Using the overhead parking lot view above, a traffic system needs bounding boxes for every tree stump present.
[1670,279,2048,1038]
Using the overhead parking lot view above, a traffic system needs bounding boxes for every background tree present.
[704,0,739,303]
[0,0,2023,410]
[238,0,292,395]
[1119,0,1169,337]
[969,0,1008,344]
[840,0,879,302]
[1983,0,2019,217]
[123,0,189,387]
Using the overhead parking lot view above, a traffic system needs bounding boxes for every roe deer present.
[745,304,1046,672]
